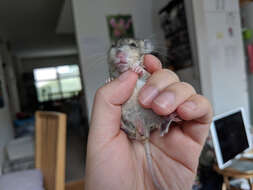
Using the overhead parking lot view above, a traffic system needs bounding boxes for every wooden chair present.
[35,111,67,190]
[214,159,253,190]
[0,111,67,190]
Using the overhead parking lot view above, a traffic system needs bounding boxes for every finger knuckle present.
[199,95,211,107]
[147,69,179,87]
[162,69,180,81]
[195,94,214,118]
[95,86,107,101]
[180,82,196,93]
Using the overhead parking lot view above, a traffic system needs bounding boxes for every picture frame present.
[107,15,135,42]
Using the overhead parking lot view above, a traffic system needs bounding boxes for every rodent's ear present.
[141,39,154,54]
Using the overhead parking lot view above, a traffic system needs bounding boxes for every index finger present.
[144,54,162,73]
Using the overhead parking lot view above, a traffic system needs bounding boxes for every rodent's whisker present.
[145,34,166,43]
[151,50,168,55]
[151,51,170,59]
[85,60,106,71]
[87,58,107,67]
[146,33,158,39]
[151,42,167,46]
[149,39,167,45]
[93,55,107,61]
[151,44,168,49]
[85,53,107,59]
[84,55,108,71]
[152,46,169,50]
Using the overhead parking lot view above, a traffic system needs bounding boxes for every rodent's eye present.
[130,43,137,48]
[111,42,116,48]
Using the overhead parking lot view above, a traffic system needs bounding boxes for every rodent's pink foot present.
[160,113,182,136]
[160,122,171,137]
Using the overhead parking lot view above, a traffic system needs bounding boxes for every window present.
[34,65,82,102]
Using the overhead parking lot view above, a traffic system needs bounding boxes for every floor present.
[65,126,88,182]
[65,179,85,190]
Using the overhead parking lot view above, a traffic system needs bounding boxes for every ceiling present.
[0,0,71,44]
[56,0,75,34]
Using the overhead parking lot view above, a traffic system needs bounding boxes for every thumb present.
[89,70,138,144]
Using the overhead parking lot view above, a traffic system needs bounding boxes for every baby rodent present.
[108,38,181,190]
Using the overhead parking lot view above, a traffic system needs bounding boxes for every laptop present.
[210,107,253,171]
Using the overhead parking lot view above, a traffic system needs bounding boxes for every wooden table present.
[240,0,253,6]
[214,158,253,190]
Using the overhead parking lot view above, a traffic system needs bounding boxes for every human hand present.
[85,55,213,190]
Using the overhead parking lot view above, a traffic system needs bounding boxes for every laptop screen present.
[214,111,249,163]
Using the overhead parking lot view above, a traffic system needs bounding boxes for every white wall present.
[191,0,250,122]
[72,0,153,117]
[0,54,14,174]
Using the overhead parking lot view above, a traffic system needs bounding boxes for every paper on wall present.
[225,0,239,12]
[204,0,225,12]
[205,12,226,46]
[204,0,238,12]
[224,45,238,67]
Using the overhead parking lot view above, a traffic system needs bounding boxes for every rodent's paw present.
[105,77,114,84]
[130,65,144,75]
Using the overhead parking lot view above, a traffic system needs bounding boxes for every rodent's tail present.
[144,139,164,190]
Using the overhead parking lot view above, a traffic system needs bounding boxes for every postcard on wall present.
[106,15,135,42]
[0,80,4,108]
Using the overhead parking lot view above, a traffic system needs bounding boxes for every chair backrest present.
[35,111,67,190]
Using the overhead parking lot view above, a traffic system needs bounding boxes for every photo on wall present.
[106,15,135,42]
[0,80,4,108]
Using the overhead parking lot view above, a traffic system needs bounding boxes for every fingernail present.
[139,86,159,106]
[118,71,131,81]
[183,101,197,110]
[154,91,175,109]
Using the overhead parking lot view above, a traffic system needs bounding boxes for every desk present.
[214,159,253,190]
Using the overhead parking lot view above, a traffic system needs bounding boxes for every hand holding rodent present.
[85,55,213,190]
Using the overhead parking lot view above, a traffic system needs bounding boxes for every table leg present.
[222,182,227,190]
[248,178,252,190]
[224,176,230,190]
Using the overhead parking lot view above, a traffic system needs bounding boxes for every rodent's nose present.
[116,51,126,59]
[115,51,127,64]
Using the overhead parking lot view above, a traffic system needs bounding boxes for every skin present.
[85,55,213,190]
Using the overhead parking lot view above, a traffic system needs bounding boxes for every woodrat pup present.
[108,38,182,190]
